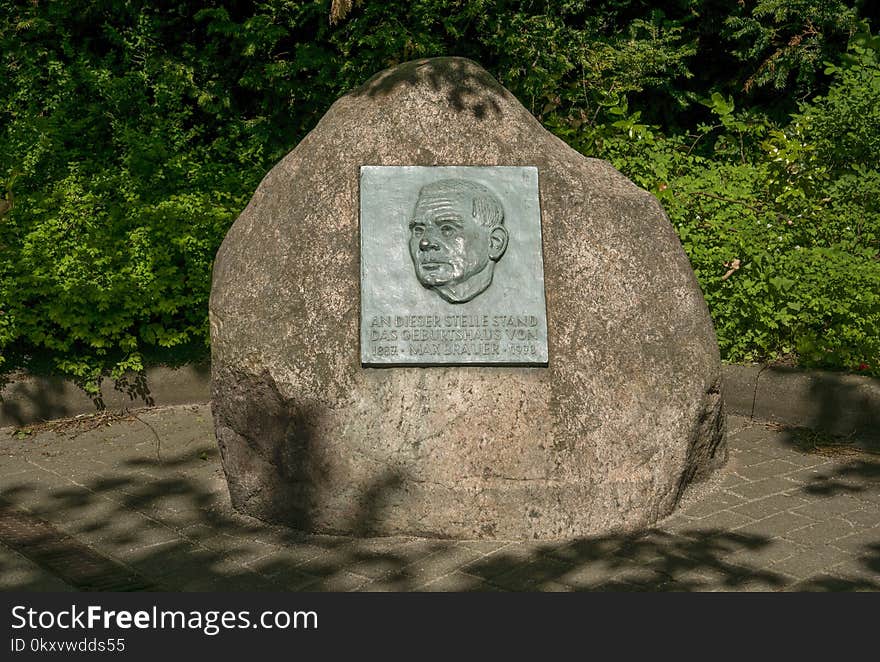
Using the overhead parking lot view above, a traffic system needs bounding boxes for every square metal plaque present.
[360,166,549,366]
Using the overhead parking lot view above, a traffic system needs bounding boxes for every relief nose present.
[419,236,438,251]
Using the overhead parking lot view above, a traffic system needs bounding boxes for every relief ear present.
[488,226,509,261]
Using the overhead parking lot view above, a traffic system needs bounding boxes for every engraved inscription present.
[366,314,540,360]
[408,179,508,304]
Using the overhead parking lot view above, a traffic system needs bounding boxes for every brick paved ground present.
[1,405,877,591]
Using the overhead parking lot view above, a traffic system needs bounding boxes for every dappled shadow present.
[0,376,103,427]
[0,362,211,428]
[1,406,878,592]
[212,368,412,540]
[349,470,407,538]
[112,373,155,408]
[0,451,821,591]
[758,367,880,443]
[798,458,880,498]
[348,57,507,120]
[0,500,153,591]
[775,425,880,498]
[794,543,880,591]
[802,369,880,442]
[461,528,790,592]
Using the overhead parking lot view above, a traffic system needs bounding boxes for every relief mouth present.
[419,262,449,271]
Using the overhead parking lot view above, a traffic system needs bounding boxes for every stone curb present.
[722,364,879,441]
[0,365,211,428]
[1,363,877,440]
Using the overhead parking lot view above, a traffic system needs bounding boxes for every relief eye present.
[411,224,425,235]
[440,224,456,236]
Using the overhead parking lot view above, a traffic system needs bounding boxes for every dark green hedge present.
[1,1,878,390]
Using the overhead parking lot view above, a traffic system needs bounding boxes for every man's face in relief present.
[408,179,508,303]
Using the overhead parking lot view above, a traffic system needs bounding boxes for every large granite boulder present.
[210,57,726,539]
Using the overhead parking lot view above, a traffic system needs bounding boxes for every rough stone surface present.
[209,57,727,539]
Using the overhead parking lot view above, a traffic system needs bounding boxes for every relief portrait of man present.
[408,178,509,304]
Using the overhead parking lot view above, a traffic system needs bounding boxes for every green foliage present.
[0,1,877,388]
[548,25,880,374]
[723,0,861,94]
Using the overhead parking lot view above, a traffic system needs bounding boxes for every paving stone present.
[0,542,76,591]
[727,476,802,500]
[645,550,753,585]
[2,402,875,592]
[722,537,803,567]
[782,453,834,469]
[652,568,717,592]
[851,489,880,507]
[676,509,757,535]
[46,497,123,533]
[618,531,684,565]
[419,571,495,592]
[786,573,877,592]
[719,473,751,489]
[825,558,880,590]
[769,545,855,579]
[343,554,419,581]
[313,571,372,592]
[727,425,777,446]
[555,558,639,589]
[711,573,795,592]
[584,579,651,592]
[252,566,322,592]
[0,454,41,478]
[340,536,430,557]
[289,548,365,579]
[460,543,544,582]
[455,539,515,555]
[839,509,880,528]
[729,449,780,469]
[782,466,840,486]
[794,495,868,520]
[730,493,810,521]
[734,511,816,538]
[247,543,346,574]
[340,538,441,579]
[27,456,115,484]
[680,491,748,518]
[128,542,226,583]
[159,575,225,592]
[479,554,573,591]
[70,519,182,558]
[404,546,485,586]
[148,506,217,531]
[737,459,802,481]
[783,518,860,546]
[210,573,283,592]
[528,581,575,592]
[607,566,669,590]
[658,515,701,535]
[830,527,880,554]
[181,533,280,565]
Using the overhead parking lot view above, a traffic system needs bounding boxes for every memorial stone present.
[210,57,727,539]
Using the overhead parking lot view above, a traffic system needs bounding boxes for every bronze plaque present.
[360,166,548,366]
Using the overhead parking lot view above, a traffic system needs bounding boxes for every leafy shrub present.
[547,25,880,374]
[0,1,877,389]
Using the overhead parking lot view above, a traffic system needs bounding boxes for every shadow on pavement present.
[777,425,880,499]
[3,446,872,592]
[1,407,878,592]
[802,370,880,442]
